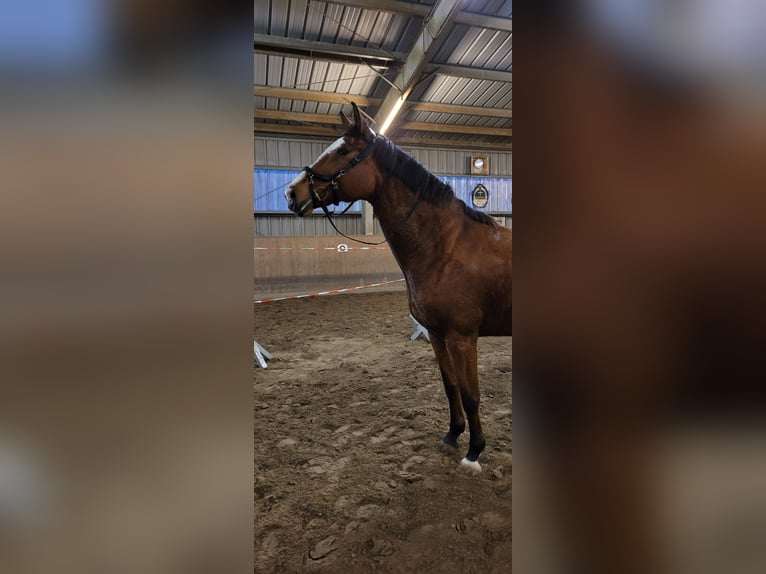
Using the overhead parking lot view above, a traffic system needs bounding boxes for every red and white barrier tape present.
[254,245,389,252]
[255,278,405,304]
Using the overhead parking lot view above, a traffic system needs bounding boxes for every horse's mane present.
[370,136,497,227]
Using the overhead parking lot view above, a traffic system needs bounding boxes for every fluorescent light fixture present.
[378,96,405,135]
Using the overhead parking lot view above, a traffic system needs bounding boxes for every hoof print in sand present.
[368,537,394,557]
[309,536,337,560]
[397,471,424,483]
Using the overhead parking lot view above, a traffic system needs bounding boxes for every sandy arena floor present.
[255,290,512,573]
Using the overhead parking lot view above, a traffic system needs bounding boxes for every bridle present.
[295,134,425,246]
[298,136,378,216]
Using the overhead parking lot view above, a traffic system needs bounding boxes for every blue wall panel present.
[254,169,362,212]
[255,169,511,213]
[439,176,512,214]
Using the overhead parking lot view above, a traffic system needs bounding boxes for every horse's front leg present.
[431,335,465,449]
[445,335,485,471]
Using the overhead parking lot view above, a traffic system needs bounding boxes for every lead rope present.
[314,176,426,247]
[316,200,388,246]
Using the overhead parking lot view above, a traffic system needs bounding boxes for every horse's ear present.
[339,110,352,132]
[351,102,369,135]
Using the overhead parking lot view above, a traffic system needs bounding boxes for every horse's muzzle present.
[285,187,313,216]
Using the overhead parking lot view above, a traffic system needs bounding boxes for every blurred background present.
[513,1,766,574]
[0,1,253,573]
[3,1,766,573]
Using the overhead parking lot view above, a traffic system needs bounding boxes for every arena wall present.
[254,235,402,295]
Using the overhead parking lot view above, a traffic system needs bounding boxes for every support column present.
[363,202,374,235]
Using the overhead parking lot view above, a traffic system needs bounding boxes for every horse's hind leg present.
[445,335,485,471]
[431,335,466,449]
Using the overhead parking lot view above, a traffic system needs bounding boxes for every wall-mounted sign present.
[472,184,489,208]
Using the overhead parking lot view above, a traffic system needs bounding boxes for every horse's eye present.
[338,148,349,156]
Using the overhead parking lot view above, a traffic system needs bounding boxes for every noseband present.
[297,136,378,216]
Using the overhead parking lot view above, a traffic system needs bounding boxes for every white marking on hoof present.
[460,458,482,472]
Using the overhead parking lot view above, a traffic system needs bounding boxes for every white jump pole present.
[409,314,430,342]
[254,340,272,369]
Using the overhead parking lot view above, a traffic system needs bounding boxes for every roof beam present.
[409,101,512,118]
[324,1,512,32]
[373,0,464,134]
[252,86,512,119]
[325,0,430,17]
[427,64,513,83]
[396,137,512,151]
[254,132,512,152]
[255,109,343,124]
[253,86,382,106]
[400,121,512,137]
[254,123,338,137]
[254,33,405,64]
[455,12,512,32]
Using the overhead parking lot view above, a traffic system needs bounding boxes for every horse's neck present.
[372,177,456,274]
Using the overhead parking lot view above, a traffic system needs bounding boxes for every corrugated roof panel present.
[335,6,363,44]
[318,3,343,42]
[364,11,392,47]
[304,1,325,40]
[483,33,513,68]
[427,76,471,104]
[269,0,289,35]
[465,30,512,68]
[348,72,377,96]
[254,53,268,84]
[308,60,328,89]
[450,28,493,66]
[295,58,314,90]
[256,0,511,149]
[483,82,512,107]
[421,76,512,108]
[393,17,424,52]
[281,57,298,94]
[323,61,343,88]
[286,0,309,36]
[430,23,468,65]
[470,80,511,107]
[430,24,511,72]
[254,2,270,34]
[298,1,420,52]
[405,109,511,129]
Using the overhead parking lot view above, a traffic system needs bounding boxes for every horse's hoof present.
[460,458,482,472]
[441,435,459,450]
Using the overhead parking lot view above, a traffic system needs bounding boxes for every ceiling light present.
[379,96,405,135]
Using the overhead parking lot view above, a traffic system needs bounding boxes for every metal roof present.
[254,0,512,150]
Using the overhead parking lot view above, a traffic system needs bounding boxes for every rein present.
[299,136,423,246]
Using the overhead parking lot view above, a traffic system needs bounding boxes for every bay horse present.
[285,102,512,471]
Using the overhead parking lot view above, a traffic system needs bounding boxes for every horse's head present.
[285,102,379,216]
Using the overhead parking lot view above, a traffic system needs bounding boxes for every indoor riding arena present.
[254,1,512,572]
